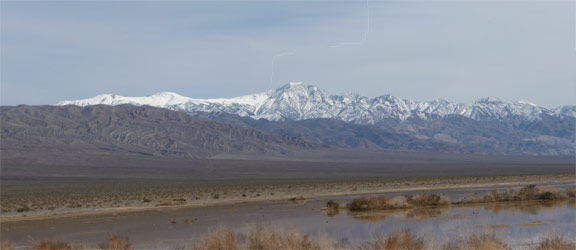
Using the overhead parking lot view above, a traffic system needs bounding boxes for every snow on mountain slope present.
[554,105,576,117]
[57,82,574,124]
[58,92,194,107]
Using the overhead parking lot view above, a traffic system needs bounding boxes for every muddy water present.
[1,185,575,249]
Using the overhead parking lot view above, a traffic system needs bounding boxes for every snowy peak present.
[554,105,576,117]
[57,92,194,107]
[475,96,503,104]
[57,83,574,124]
[271,82,326,100]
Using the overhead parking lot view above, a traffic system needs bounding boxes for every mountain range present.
[3,83,573,157]
[58,82,576,124]
[1,105,321,159]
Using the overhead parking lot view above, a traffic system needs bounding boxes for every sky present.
[1,0,575,108]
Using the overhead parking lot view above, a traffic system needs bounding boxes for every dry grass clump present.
[566,186,575,198]
[98,234,131,250]
[33,240,72,250]
[248,226,318,250]
[325,200,341,216]
[9,227,576,250]
[195,228,238,250]
[442,233,507,250]
[16,205,31,213]
[347,194,450,211]
[368,229,425,250]
[289,196,306,202]
[326,200,340,210]
[347,196,407,211]
[1,241,15,250]
[408,194,450,206]
[456,185,573,204]
[536,234,576,250]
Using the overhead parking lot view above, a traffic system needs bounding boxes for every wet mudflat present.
[1,184,574,249]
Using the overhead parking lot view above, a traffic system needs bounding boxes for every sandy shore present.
[2,174,574,222]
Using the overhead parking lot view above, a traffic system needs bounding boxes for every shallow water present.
[1,184,575,249]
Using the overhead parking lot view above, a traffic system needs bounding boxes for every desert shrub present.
[1,241,15,250]
[442,233,507,250]
[407,194,450,206]
[456,185,574,204]
[289,196,306,201]
[348,194,453,211]
[536,234,576,250]
[348,196,414,211]
[16,205,30,213]
[98,234,131,250]
[326,200,340,210]
[33,240,72,250]
[518,184,539,200]
[195,228,238,250]
[67,203,82,208]
[248,226,316,250]
[348,197,392,211]
[369,229,424,250]
[184,219,196,224]
[566,186,576,198]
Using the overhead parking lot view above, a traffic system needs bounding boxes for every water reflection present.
[469,199,574,215]
[343,199,574,222]
[347,206,452,222]
[2,186,574,249]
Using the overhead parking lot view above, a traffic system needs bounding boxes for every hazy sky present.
[1,0,575,108]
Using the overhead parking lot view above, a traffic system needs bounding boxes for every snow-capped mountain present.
[554,105,576,117]
[58,82,574,124]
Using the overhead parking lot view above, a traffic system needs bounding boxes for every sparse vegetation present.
[347,185,573,212]
[408,194,450,207]
[2,175,572,216]
[348,196,396,211]
[326,200,340,210]
[16,205,30,213]
[1,241,15,250]
[247,226,317,250]
[325,200,341,217]
[535,234,576,250]
[368,229,425,250]
[442,233,507,250]
[194,228,238,250]
[288,196,306,201]
[347,194,450,211]
[184,219,195,224]
[33,240,72,250]
[5,227,576,250]
[455,185,575,204]
[98,234,131,250]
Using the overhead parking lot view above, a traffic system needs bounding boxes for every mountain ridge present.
[0,105,324,158]
[58,83,575,124]
[191,111,575,156]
